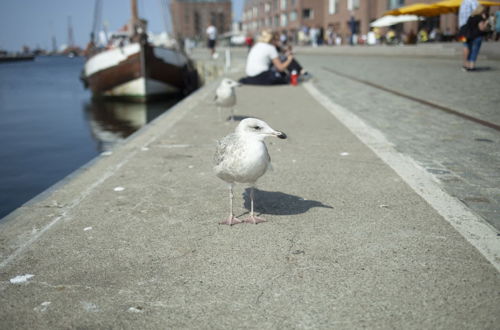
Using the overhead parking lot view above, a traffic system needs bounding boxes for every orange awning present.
[436,0,500,10]
[385,3,443,16]
[384,0,500,17]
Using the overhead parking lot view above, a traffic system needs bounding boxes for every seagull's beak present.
[274,131,287,139]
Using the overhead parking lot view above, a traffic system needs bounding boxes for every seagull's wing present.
[214,142,226,166]
[214,134,240,166]
[214,134,231,166]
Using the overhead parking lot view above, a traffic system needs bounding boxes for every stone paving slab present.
[0,77,499,329]
[299,52,500,232]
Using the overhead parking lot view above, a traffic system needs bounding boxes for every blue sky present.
[0,0,244,52]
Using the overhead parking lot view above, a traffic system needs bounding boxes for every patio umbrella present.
[384,0,500,17]
[435,0,500,11]
[384,3,442,16]
[480,0,500,4]
[370,15,423,27]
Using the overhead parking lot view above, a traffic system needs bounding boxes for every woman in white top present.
[239,30,295,85]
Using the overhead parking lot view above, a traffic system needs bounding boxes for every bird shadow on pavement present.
[242,188,333,216]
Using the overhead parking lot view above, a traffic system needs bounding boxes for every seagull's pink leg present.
[244,186,266,224]
[220,183,242,225]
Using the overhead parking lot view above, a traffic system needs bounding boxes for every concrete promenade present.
[1,44,500,329]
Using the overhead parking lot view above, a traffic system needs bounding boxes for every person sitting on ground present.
[239,30,305,85]
[275,42,309,80]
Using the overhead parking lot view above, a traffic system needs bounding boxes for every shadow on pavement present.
[242,188,333,216]
[471,66,493,72]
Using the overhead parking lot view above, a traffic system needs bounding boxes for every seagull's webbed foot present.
[219,216,242,226]
[243,215,266,224]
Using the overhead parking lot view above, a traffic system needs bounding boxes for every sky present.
[0,0,245,52]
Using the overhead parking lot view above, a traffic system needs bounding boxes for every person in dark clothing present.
[463,5,490,71]
[275,44,304,77]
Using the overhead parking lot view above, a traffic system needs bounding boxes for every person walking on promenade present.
[309,26,319,47]
[495,10,500,41]
[206,23,218,58]
[458,0,479,68]
[462,5,491,71]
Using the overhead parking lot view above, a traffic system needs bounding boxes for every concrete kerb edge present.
[0,79,224,268]
[303,81,500,272]
[1,79,225,225]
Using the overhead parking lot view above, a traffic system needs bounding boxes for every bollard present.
[225,48,231,73]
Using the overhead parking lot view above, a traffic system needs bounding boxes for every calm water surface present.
[0,56,179,220]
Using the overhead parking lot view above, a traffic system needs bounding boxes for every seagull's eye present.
[252,126,262,130]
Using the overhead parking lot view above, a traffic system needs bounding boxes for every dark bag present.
[460,15,489,41]
[458,22,472,40]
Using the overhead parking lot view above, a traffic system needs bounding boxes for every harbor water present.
[0,56,180,220]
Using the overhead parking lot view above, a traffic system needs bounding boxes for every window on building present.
[291,0,296,6]
[274,15,279,27]
[290,10,297,21]
[218,13,225,32]
[253,6,258,17]
[265,3,270,12]
[281,0,287,10]
[302,8,313,19]
[274,0,278,10]
[329,0,339,14]
[280,13,288,26]
[347,0,360,11]
[194,11,201,35]
[388,0,405,9]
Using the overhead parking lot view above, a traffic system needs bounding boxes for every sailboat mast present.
[131,0,139,25]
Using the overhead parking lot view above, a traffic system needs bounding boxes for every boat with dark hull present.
[81,0,199,102]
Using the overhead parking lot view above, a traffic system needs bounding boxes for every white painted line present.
[303,82,500,272]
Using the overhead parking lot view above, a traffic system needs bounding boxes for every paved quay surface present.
[1,44,500,329]
[294,44,500,231]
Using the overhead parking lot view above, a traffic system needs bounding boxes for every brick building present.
[170,0,232,40]
[242,0,325,41]
[242,0,499,44]
[322,0,451,43]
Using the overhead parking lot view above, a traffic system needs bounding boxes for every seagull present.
[215,78,240,121]
[214,118,287,225]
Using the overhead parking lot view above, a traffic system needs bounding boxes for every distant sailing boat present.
[81,0,199,101]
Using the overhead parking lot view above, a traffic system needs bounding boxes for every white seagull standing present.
[214,118,287,225]
[215,78,240,121]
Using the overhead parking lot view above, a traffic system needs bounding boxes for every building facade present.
[170,0,232,40]
[242,0,325,40]
[242,0,498,44]
[322,0,449,43]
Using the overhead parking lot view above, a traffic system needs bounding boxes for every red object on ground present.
[291,70,298,86]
